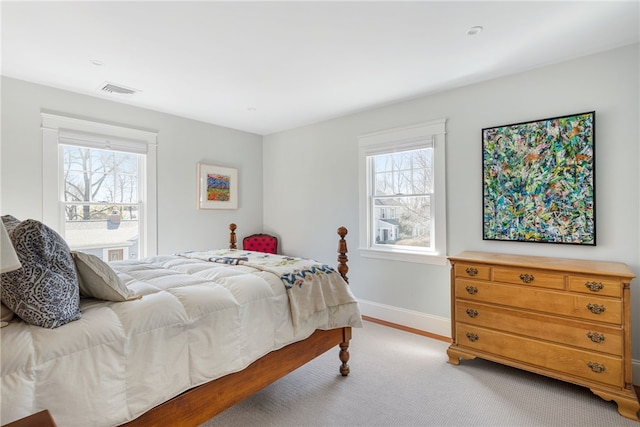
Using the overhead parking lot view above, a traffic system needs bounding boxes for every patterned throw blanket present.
[177,249,356,327]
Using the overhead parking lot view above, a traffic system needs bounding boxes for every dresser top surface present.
[449,251,635,279]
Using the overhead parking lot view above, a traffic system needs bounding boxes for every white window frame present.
[41,113,158,257]
[358,119,447,265]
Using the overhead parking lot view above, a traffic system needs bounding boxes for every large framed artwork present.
[482,111,595,245]
[197,163,238,210]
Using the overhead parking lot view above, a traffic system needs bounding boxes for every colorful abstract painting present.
[206,173,230,201]
[197,163,238,209]
[482,112,595,245]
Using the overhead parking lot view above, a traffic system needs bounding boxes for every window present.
[42,113,157,260]
[358,119,447,265]
[371,147,434,249]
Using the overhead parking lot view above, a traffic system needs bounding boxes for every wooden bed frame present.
[122,225,354,426]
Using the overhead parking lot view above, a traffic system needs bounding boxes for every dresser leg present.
[446,345,477,365]
[590,388,640,421]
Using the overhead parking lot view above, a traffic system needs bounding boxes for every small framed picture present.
[197,163,238,210]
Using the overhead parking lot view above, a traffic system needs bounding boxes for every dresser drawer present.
[493,266,565,289]
[455,323,624,388]
[454,263,491,280]
[455,300,623,356]
[456,279,622,324]
[569,276,622,298]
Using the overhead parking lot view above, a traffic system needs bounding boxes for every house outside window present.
[358,119,447,265]
[42,113,157,261]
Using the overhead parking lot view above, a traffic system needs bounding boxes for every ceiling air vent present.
[99,82,139,96]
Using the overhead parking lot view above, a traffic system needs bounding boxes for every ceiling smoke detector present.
[99,82,139,96]
[466,26,484,36]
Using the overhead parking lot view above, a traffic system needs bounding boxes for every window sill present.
[358,248,448,266]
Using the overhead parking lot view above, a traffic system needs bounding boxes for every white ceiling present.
[2,1,638,135]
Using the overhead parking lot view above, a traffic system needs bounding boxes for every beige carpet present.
[201,321,638,426]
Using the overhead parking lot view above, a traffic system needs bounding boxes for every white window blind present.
[361,135,433,156]
[58,130,148,154]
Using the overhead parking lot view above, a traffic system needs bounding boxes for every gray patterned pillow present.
[0,219,81,328]
[1,214,22,234]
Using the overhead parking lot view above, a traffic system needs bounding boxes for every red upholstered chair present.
[242,233,278,254]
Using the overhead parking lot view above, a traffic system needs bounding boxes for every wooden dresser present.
[447,251,639,421]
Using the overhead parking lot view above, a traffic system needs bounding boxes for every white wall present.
[1,44,639,358]
[0,77,264,254]
[263,45,640,347]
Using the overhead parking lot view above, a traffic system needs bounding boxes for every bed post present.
[337,226,349,284]
[336,226,351,376]
[229,223,237,249]
[339,333,351,376]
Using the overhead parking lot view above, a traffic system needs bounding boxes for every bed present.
[0,219,362,427]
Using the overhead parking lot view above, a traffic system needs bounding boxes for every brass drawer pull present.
[465,286,478,295]
[465,267,478,276]
[585,281,604,292]
[519,273,535,284]
[586,332,606,343]
[466,332,478,342]
[465,308,478,318]
[586,303,606,315]
[587,361,606,373]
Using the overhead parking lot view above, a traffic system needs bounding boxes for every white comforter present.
[1,253,362,426]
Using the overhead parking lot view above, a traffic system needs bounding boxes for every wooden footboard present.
[121,225,355,426]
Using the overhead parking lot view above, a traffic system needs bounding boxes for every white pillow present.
[72,251,140,302]
[1,303,14,324]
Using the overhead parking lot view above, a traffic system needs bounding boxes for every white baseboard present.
[358,299,640,386]
[357,299,451,338]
